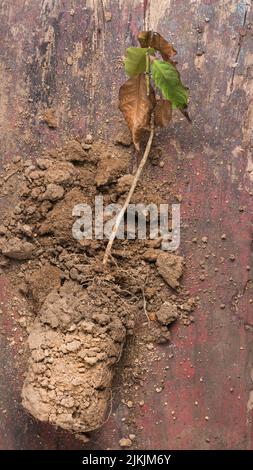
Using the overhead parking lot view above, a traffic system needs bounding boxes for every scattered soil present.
[0,131,195,439]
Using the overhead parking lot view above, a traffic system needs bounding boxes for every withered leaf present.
[138,31,153,48]
[119,73,156,151]
[155,99,172,127]
[138,31,177,61]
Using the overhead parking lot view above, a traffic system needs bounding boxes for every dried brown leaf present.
[137,31,151,48]
[154,99,172,127]
[138,31,177,61]
[119,74,156,151]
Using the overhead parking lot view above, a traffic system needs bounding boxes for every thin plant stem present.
[103,116,155,266]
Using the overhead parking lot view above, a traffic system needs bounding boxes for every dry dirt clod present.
[22,281,135,433]
[180,298,196,312]
[142,248,159,262]
[25,264,62,305]
[115,129,132,147]
[116,174,134,194]
[104,11,112,22]
[66,56,73,65]
[0,237,35,260]
[119,437,132,448]
[126,400,133,408]
[43,108,57,128]
[156,301,178,325]
[156,252,184,289]
[85,134,93,144]
[60,140,89,163]
[38,188,86,242]
[42,184,64,202]
[44,161,76,185]
[95,152,130,187]
[0,225,8,235]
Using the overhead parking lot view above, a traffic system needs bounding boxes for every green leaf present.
[151,59,188,110]
[124,47,155,77]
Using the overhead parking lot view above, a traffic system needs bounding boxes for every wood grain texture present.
[0,0,253,449]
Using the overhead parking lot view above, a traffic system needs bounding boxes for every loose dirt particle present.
[43,108,57,128]
[104,11,112,22]
[119,438,132,448]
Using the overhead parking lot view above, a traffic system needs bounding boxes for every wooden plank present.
[0,0,252,449]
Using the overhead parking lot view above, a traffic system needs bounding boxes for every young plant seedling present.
[103,31,190,265]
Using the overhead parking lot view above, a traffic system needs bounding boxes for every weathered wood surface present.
[0,0,253,449]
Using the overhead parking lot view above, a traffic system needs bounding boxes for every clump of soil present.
[22,280,136,433]
[0,133,195,436]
